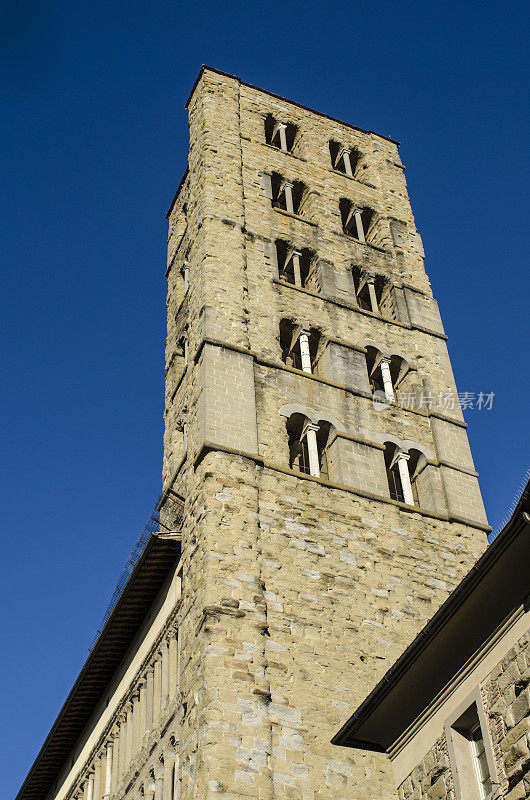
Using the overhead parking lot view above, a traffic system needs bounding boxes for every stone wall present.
[175,452,485,800]
[397,629,530,800]
[161,67,490,800]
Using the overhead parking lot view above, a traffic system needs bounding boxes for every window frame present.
[444,689,499,800]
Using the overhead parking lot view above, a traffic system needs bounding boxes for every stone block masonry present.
[397,630,530,800]
[15,67,492,800]
[161,66,490,800]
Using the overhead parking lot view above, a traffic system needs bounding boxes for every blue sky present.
[2,0,529,795]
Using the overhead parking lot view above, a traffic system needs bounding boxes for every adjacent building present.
[333,480,530,800]
[17,67,490,800]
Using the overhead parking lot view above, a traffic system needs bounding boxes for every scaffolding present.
[89,490,184,650]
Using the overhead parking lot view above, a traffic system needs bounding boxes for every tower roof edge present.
[185,65,400,147]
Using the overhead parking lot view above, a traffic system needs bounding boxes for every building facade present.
[332,480,530,800]
[18,67,490,800]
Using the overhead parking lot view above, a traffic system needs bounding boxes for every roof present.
[16,533,181,800]
[332,478,530,753]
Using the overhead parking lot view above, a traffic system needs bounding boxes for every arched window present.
[383,442,423,506]
[287,413,312,474]
[329,140,361,177]
[365,347,408,402]
[286,414,332,479]
[352,267,395,318]
[280,320,321,373]
[265,114,298,152]
[275,239,314,288]
[407,448,426,506]
[271,172,305,215]
[340,199,375,242]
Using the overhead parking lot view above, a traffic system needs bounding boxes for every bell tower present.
[16,67,490,800]
[161,67,489,800]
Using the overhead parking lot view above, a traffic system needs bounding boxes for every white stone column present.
[93,759,101,800]
[283,182,294,214]
[118,716,127,778]
[102,744,113,799]
[146,665,154,732]
[154,766,165,800]
[139,682,147,742]
[379,357,395,401]
[169,631,178,699]
[304,422,320,478]
[86,773,95,800]
[163,758,174,800]
[173,754,181,800]
[153,657,162,721]
[291,250,302,287]
[341,149,353,177]
[125,703,133,765]
[277,123,288,152]
[298,330,312,374]
[367,277,379,314]
[396,452,414,505]
[353,208,365,242]
[133,692,141,754]
[161,640,170,709]
[111,728,120,791]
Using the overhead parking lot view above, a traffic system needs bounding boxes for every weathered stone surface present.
[161,68,488,800]
[37,69,493,800]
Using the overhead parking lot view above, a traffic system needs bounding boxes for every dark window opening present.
[279,319,321,373]
[271,172,305,214]
[352,266,372,310]
[352,267,395,317]
[365,346,385,394]
[407,448,423,506]
[287,414,312,474]
[383,442,404,502]
[316,420,332,480]
[286,413,333,478]
[329,140,361,176]
[340,200,375,241]
[276,239,314,287]
[265,114,298,152]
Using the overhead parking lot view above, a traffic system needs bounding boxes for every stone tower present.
[17,67,490,800]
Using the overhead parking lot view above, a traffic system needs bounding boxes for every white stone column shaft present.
[396,453,414,505]
[111,730,120,790]
[305,423,320,478]
[138,683,146,742]
[298,331,312,374]
[93,759,101,800]
[161,641,170,709]
[291,251,302,287]
[125,704,133,765]
[354,208,365,242]
[379,358,395,401]
[278,123,288,152]
[146,666,154,731]
[367,279,379,314]
[118,718,127,777]
[103,744,113,798]
[342,149,353,177]
[153,658,162,721]
[86,774,95,800]
[155,774,164,800]
[283,183,294,214]
[169,632,178,698]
